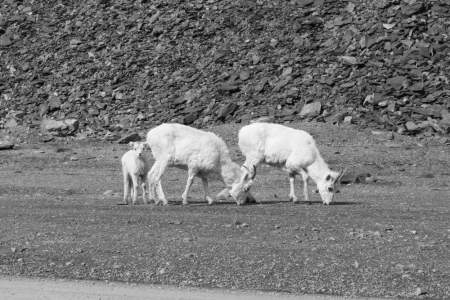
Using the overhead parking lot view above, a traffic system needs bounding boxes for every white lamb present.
[146,123,254,205]
[238,122,344,205]
[121,142,151,205]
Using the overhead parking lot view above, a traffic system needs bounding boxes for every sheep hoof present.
[182,201,189,206]
[206,197,214,205]
[289,196,298,203]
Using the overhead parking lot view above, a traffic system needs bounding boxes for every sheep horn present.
[337,168,347,184]
[250,165,256,180]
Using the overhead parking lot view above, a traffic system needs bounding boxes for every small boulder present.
[0,141,14,150]
[117,132,142,144]
[340,55,358,65]
[387,76,408,90]
[405,121,420,132]
[183,111,199,125]
[440,109,450,132]
[299,102,322,118]
[250,116,274,123]
[340,170,373,185]
[217,103,238,121]
[41,118,79,136]
[371,130,394,141]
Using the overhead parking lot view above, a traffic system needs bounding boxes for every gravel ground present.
[0,122,449,299]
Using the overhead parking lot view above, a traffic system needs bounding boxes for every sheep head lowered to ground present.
[238,122,345,205]
[146,123,254,205]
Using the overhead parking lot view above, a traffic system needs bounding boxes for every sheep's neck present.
[306,155,329,184]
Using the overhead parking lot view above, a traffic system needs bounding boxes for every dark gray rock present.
[387,76,408,90]
[117,132,142,144]
[217,103,238,120]
[183,111,199,125]
[0,141,14,150]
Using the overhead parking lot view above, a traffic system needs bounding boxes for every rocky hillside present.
[0,0,449,140]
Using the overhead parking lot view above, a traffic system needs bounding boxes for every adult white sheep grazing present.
[121,142,151,205]
[238,122,344,205]
[146,123,254,205]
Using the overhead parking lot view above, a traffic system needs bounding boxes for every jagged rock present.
[48,95,62,111]
[405,121,420,132]
[183,111,199,125]
[273,76,292,92]
[103,132,120,141]
[239,70,250,81]
[250,116,274,123]
[0,34,12,47]
[340,56,358,65]
[41,118,79,136]
[440,109,450,132]
[343,116,353,124]
[0,141,14,150]
[217,103,238,121]
[371,130,394,141]
[340,171,373,185]
[5,118,18,129]
[299,102,322,118]
[218,82,240,93]
[117,132,142,144]
[387,76,408,90]
[0,0,448,139]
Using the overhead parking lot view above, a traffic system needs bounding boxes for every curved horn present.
[250,165,256,180]
[337,168,347,184]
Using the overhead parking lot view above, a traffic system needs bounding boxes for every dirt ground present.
[0,276,382,300]
[0,122,449,299]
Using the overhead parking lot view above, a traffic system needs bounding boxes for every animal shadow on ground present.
[115,199,360,206]
[292,200,361,206]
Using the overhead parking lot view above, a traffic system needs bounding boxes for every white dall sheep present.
[238,123,344,205]
[146,123,254,205]
[121,142,151,205]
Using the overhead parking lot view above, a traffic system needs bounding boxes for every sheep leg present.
[181,169,196,205]
[146,171,156,203]
[130,174,139,205]
[200,176,214,205]
[122,170,130,205]
[216,188,230,200]
[288,173,298,203]
[148,161,168,205]
[300,169,310,203]
[156,180,166,204]
[140,177,148,204]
